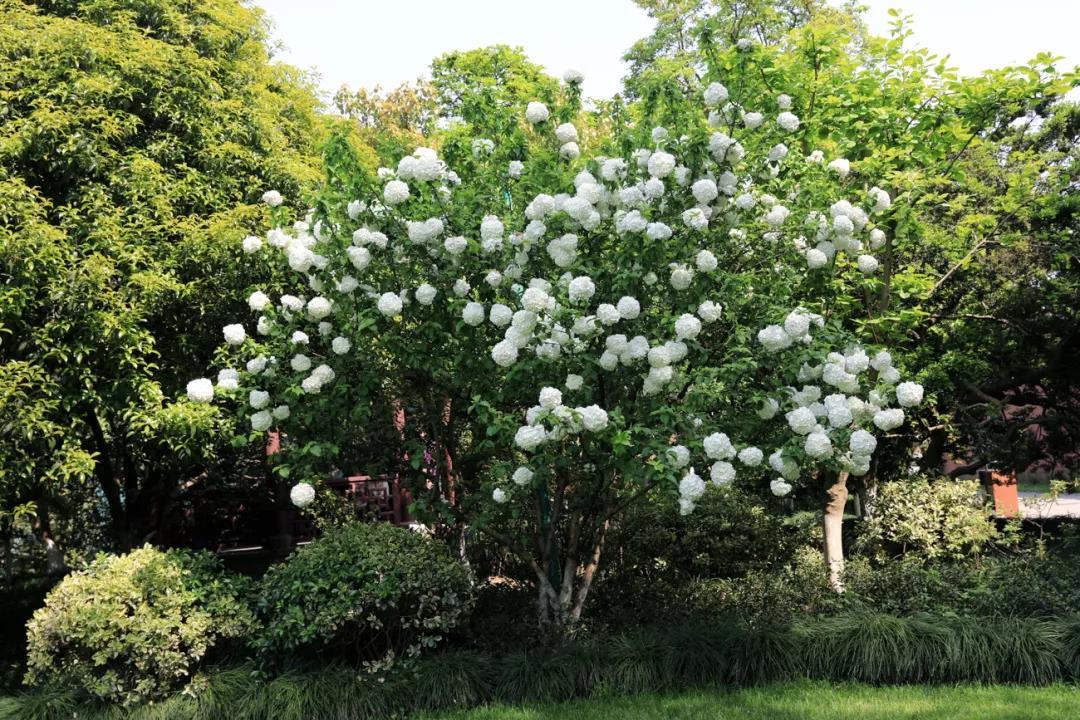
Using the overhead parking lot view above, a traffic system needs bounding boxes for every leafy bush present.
[23,546,254,704]
[681,546,845,624]
[254,522,474,666]
[843,554,1080,617]
[855,478,1008,561]
[593,488,819,624]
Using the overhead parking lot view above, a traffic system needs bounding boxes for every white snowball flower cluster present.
[526,102,550,124]
[290,482,315,508]
[186,378,214,403]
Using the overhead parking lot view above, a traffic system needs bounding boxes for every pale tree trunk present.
[822,470,850,592]
[532,518,609,627]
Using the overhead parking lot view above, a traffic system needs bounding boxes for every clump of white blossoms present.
[188,68,914,518]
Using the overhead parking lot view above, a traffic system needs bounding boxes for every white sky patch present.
[254,0,1079,105]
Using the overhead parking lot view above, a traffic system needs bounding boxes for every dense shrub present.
[254,522,474,666]
[593,488,819,624]
[681,546,845,624]
[844,554,1080,617]
[855,478,1009,561]
[23,546,254,704]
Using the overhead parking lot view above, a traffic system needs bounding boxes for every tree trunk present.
[822,470,849,592]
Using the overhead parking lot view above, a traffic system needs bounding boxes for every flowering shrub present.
[24,546,254,704]
[254,522,474,665]
[185,66,923,622]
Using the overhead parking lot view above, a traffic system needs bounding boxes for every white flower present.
[667,445,691,469]
[682,207,708,231]
[786,407,818,435]
[679,498,695,515]
[565,374,583,391]
[765,205,790,227]
[827,158,850,178]
[670,265,694,290]
[578,405,609,432]
[306,296,332,320]
[489,303,513,327]
[692,179,718,205]
[611,295,639,320]
[710,461,736,486]
[262,190,283,207]
[250,410,273,432]
[703,82,729,107]
[508,160,524,178]
[462,302,486,326]
[697,301,723,323]
[679,469,706,500]
[555,123,579,143]
[869,186,892,212]
[290,354,312,373]
[737,447,763,466]
[647,222,672,240]
[598,350,619,371]
[873,408,905,431]
[515,424,547,451]
[377,292,403,317]
[248,291,270,311]
[804,431,833,459]
[742,111,764,129]
[757,398,779,419]
[492,487,509,504]
[290,482,316,508]
[807,149,825,163]
[491,340,519,367]
[757,325,792,352]
[563,68,584,84]
[383,179,410,205]
[415,283,438,306]
[526,101,550,124]
[242,235,262,253]
[539,386,563,410]
[850,430,878,456]
[568,275,596,303]
[443,236,468,256]
[453,279,471,296]
[770,478,793,497]
[472,138,495,156]
[675,313,702,341]
[647,345,671,368]
[521,287,551,312]
[704,432,736,460]
[695,250,718,272]
[896,381,924,407]
[186,378,214,403]
[243,390,269,411]
[512,466,534,486]
[807,248,828,269]
[647,151,676,178]
[331,336,351,355]
[246,356,267,374]
[346,246,371,271]
[272,404,290,420]
[777,111,800,132]
[857,255,879,274]
[223,324,246,345]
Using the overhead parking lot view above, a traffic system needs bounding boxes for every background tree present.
[0,0,361,560]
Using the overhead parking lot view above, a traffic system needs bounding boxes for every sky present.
[253,0,1080,104]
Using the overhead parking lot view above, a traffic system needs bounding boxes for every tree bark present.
[822,470,850,592]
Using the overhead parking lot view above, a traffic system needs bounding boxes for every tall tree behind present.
[0,0,345,559]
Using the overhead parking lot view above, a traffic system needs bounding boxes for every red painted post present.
[981,468,1019,517]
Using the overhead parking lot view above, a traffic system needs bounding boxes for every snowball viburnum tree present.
[184,71,922,623]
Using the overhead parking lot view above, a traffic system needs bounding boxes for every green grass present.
[421,682,1080,720]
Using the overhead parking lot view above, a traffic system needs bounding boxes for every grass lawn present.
[422,682,1080,720]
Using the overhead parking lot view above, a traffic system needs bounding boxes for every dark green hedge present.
[7,612,1080,720]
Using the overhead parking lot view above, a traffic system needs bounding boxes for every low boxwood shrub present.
[253,522,474,666]
[23,545,254,705]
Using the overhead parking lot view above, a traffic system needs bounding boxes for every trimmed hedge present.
[7,613,1080,719]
